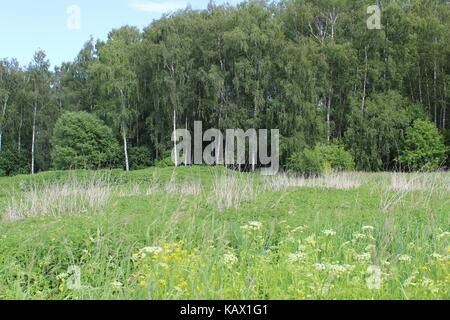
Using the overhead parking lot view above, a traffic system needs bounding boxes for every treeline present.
[0,0,449,175]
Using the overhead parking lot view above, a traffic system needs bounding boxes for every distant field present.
[0,167,448,299]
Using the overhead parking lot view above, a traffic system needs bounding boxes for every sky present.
[0,0,242,69]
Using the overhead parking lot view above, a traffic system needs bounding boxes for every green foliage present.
[51,112,120,170]
[287,143,354,176]
[287,147,324,177]
[345,91,424,171]
[155,154,175,168]
[1,1,450,174]
[128,146,153,170]
[320,143,355,172]
[398,120,448,171]
[0,148,29,176]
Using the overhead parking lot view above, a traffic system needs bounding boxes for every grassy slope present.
[0,167,448,300]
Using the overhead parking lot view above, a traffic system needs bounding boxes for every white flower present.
[431,253,444,260]
[111,281,123,291]
[329,264,355,276]
[362,226,375,232]
[287,252,307,263]
[322,229,336,237]
[142,246,163,255]
[437,231,450,239]
[398,254,412,263]
[241,221,263,232]
[223,253,238,268]
[315,263,327,271]
[305,235,316,246]
[356,253,372,263]
[352,233,366,240]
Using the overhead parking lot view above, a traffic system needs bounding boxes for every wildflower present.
[111,281,123,291]
[329,264,355,276]
[223,253,238,268]
[398,254,412,263]
[362,225,375,232]
[437,231,450,239]
[314,263,327,271]
[431,253,444,261]
[322,229,336,237]
[159,280,167,286]
[356,253,372,263]
[287,252,307,263]
[352,233,366,241]
[56,272,68,280]
[141,246,163,256]
[305,235,316,246]
[240,221,263,233]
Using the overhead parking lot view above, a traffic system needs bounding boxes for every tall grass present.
[4,173,112,221]
[0,168,448,300]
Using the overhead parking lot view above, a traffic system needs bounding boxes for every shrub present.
[51,112,120,170]
[129,146,153,170]
[287,147,324,177]
[398,119,447,171]
[320,143,355,172]
[287,143,355,176]
[0,148,29,176]
[155,155,174,168]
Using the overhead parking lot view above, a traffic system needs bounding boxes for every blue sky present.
[0,0,241,69]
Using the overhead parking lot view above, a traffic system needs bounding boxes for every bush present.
[0,148,30,176]
[287,143,355,176]
[155,155,175,168]
[128,146,153,170]
[51,112,120,170]
[398,119,447,171]
[287,147,323,177]
[320,143,355,172]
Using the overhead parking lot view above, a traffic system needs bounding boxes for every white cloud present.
[129,0,187,13]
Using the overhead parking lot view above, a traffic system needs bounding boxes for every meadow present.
[0,167,448,300]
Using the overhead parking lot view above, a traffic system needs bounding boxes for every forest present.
[0,0,449,176]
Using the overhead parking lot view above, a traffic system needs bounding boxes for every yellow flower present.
[159,280,167,286]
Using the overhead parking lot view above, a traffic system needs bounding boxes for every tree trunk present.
[31,103,37,175]
[173,108,178,167]
[0,96,8,153]
[122,124,129,172]
[433,57,437,125]
[185,117,188,166]
[327,90,332,144]
[18,106,23,153]
[361,46,368,112]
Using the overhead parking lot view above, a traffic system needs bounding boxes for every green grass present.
[0,167,448,300]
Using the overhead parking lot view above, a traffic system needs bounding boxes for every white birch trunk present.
[122,125,129,172]
[31,103,37,175]
[173,108,178,167]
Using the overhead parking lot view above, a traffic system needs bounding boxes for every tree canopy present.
[0,0,448,175]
